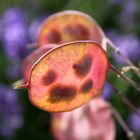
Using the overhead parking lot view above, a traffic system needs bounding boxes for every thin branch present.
[111,85,140,118]
[122,66,140,73]
[111,105,136,140]
[106,38,140,77]
[12,79,29,89]
[110,65,140,92]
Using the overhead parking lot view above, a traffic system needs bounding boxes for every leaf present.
[38,10,106,50]
[28,41,109,112]
[52,97,116,140]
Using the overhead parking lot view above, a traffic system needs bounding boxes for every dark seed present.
[49,85,76,103]
[64,24,89,40]
[64,25,73,34]
[80,79,93,93]
[74,24,90,40]
[72,54,92,77]
[43,70,56,85]
[47,30,61,43]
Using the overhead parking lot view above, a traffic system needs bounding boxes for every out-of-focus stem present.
[110,65,140,92]
[122,66,140,73]
[111,84,140,118]
[111,105,136,140]
[106,38,140,77]
[12,79,29,89]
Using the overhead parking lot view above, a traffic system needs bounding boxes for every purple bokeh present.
[101,82,114,100]
[1,8,29,61]
[128,108,140,135]
[5,64,21,79]
[28,17,45,42]
[107,30,140,65]
[0,84,23,138]
[119,0,137,30]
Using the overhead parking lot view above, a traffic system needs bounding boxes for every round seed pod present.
[25,41,109,112]
[52,97,116,140]
[38,10,106,50]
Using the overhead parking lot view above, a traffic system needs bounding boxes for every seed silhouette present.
[47,30,61,43]
[64,24,89,40]
[49,85,77,103]
[80,79,93,93]
[73,54,92,77]
[43,70,57,85]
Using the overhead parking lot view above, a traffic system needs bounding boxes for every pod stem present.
[110,83,140,118]
[12,79,29,89]
[110,105,136,140]
[106,38,140,78]
[109,64,140,92]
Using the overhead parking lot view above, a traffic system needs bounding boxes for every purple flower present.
[28,17,45,42]
[107,30,140,65]
[1,8,29,61]
[0,84,23,138]
[2,8,25,25]
[119,0,137,30]
[122,0,137,15]
[128,108,140,135]
[101,82,114,100]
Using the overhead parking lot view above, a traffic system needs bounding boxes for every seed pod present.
[15,41,109,112]
[52,98,116,140]
[38,10,106,50]
[29,41,109,112]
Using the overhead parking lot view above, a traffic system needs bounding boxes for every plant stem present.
[12,79,29,89]
[111,84,140,118]
[111,105,136,140]
[106,38,140,77]
[110,64,140,92]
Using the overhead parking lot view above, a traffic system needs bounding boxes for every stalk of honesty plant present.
[13,10,140,140]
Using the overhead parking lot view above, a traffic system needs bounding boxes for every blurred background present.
[0,0,140,140]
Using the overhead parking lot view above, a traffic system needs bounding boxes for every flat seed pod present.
[22,44,57,82]
[52,97,116,140]
[38,10,106,50]
[28,41,109,112]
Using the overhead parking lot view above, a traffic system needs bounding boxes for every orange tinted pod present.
[38,10,105,49]
[28,41,109,112]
